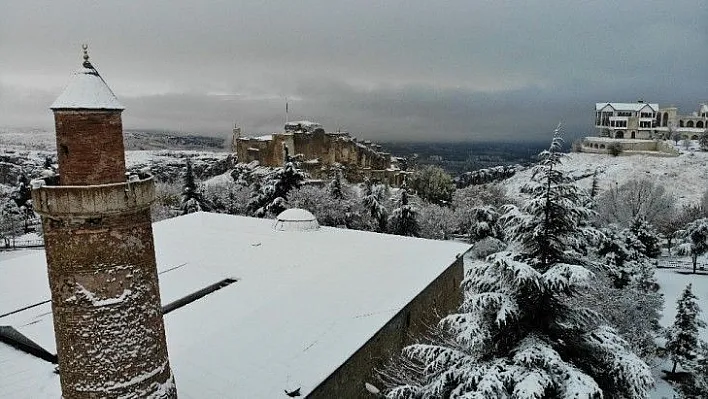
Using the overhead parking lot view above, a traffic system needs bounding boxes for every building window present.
[617,111,632,117]
[697,121,704,128]
[631,131,636,139]
[615,131,625,138]
[663,112,669,126]
[687,121,694,128]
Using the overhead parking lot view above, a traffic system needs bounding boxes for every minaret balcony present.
[31,176,155,218]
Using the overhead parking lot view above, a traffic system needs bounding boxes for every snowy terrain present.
[505,149,708,207]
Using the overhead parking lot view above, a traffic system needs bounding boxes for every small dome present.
[274,208,319,231]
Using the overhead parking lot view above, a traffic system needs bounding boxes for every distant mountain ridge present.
[0,127,227,152]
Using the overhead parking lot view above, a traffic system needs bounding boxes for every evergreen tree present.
[328,168,344,200]
[273,162,303,200]
[685,218,708,274]
[629,217,661,258]
[597,225,654,289]
[180,158,211,215]
[383,127,653,398]
[247,162,304,218]
[388,186,420,237]
[362,179,388,232]
[589,168,600,200]
[665,284,706,375]
[467,205,501,243]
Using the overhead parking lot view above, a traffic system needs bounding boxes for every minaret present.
[32,45,177,398]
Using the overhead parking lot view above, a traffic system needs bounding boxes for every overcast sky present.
[1,1,706,142]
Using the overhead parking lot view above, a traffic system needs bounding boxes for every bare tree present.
[597,179,674,226]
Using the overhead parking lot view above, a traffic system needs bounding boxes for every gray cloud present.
[1,0,706,141]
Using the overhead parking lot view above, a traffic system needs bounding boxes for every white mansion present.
[595,101,708,140]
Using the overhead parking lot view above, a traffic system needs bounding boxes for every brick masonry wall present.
[41,207,176,398]
[54,110,127,185]
[307,256,465,398]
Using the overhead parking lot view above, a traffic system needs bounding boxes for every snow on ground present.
[504,149,708,207]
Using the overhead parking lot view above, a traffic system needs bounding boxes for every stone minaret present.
[32,45,177,398]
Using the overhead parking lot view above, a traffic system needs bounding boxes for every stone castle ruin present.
[232,121,405,185]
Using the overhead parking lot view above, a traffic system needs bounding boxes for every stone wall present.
[307,255,465,398]
[53,110,127,185]
[235,130,397,183]
[581,137,679,156]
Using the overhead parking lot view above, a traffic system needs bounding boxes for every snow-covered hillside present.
[504,150,708,207]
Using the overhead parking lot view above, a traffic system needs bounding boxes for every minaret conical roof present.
[50,45,124,110]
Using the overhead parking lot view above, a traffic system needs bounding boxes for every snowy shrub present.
[204,184,251,216]
[608,142,623,156]
[417,203,456,240]
[287,185,350,227]
[410,165,454,205]
[381,127,654,398]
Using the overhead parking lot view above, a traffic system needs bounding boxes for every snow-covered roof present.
[595,102,659,112]
[0,212,469,398]
[285,120,320,127]
[50,52,124,110]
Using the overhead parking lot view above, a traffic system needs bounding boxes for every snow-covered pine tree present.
[665,284,707,375]
[628,217,661,259]
[329,168,344,200]
[589,168,600,200]
[180,158,212,215]
[597,225,652,289]
[685,218,708,274]
[246,162,304,218]
[467,205,501,243]
[362,179,388,232]
[388,185,420,237]
[382,126,653,398]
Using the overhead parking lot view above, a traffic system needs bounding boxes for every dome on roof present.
[274,208,319,231]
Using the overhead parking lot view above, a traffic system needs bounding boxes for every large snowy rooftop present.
[0,212,469,398]
[595,102,659,112]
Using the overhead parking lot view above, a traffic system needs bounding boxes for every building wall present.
[307,255,465,398]
[33,178,176,398]
[581,137,679,156]
[54,110,127,185]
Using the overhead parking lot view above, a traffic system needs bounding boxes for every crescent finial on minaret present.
[82,44,91,67]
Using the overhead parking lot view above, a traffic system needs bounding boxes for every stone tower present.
[32,46,177,398]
